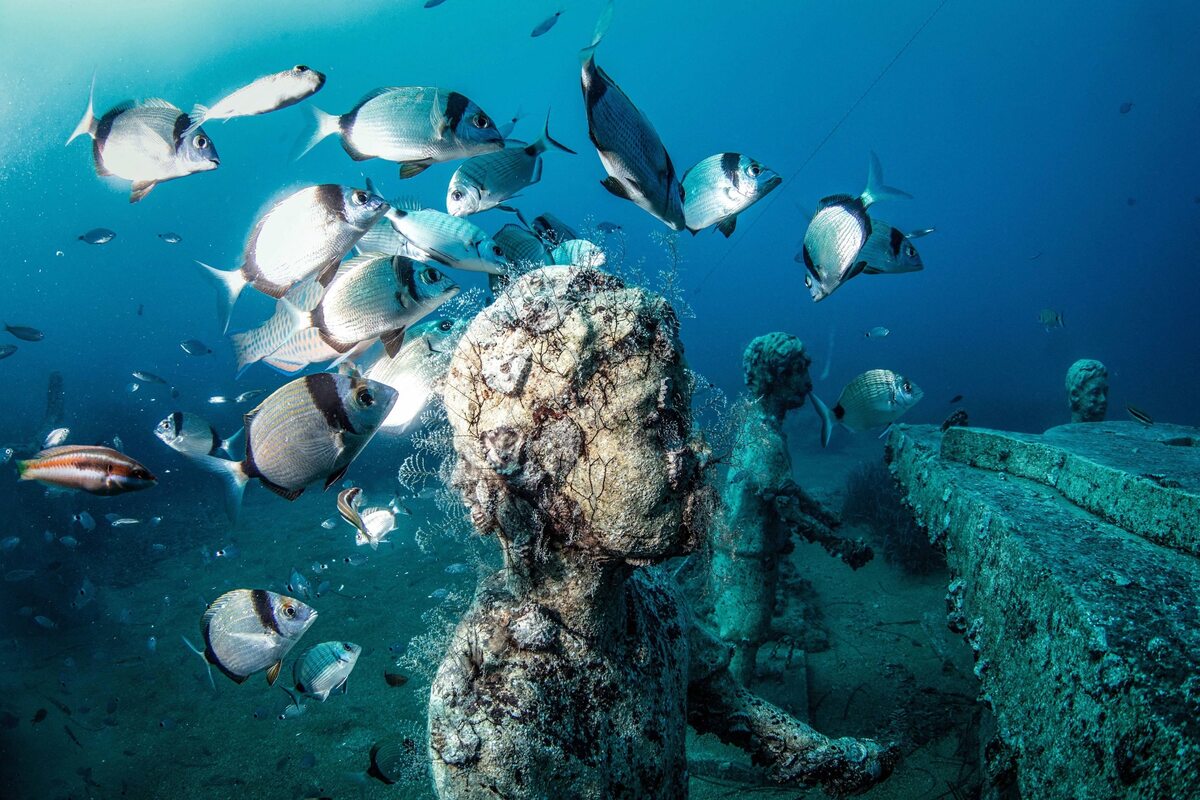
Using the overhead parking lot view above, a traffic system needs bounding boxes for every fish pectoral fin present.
[381,327,406,358]
[844,260,868,281]
[398,161,431,180]
[129,181,158,203]
[265,661,282,686]
[716,216,738,238]
[861,265,885,275]
[600,176,630,200]
[324,464,350,491]
[315,259,341,288]
[260,478,304,501]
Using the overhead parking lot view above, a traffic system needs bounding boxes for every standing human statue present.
[429,268,896,798]
[709,333,872,684]
[1066,358,1108,423]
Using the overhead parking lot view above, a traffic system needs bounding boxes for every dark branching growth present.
[841,461,944,575]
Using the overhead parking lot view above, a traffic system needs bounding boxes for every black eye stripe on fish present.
[171,410,183,437]
[171,112,189,145]
[305,373,356,435]
[720,152,741,188]
[316,183,349,223]
[399,256,419,301]
[251,589,283,635]
[888,227,904,256]
[444,91,470,130]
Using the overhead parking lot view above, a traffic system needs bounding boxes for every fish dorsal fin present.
[353,86,399,110]
[340,252,388,273]
[140,98,180,110]
[266,660,282,686]
[391,196,423,212]
[818,192,855,209]
[102,100,139,118]
[261,478,304,501]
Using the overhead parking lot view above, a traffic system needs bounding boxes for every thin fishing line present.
[692,0,951,293]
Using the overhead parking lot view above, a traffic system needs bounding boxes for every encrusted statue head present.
[1066,358,1108,423]
[443,267,711,578]
[742,332,812,420]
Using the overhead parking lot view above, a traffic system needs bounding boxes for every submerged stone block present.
[886,423,1200,799]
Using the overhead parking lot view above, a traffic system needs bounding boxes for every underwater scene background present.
[1,0,1198,798]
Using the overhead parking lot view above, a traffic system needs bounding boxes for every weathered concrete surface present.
[886,422,1200,800]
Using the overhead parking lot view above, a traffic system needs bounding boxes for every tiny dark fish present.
[64,724,83,748]
[383,671,409,688]
[4,323,43,342]
[32,708,47,724]
[531,10,562,37]
[1119,101,1133,114]
[0,344,16,359]
[1127,197,1137,206]
[180,339,212,356]
[47,697,72,716]
[424,0,447,6]
[1126,404,1153,426]
[596,221,621,234]
[79,228,116,245]
[949,394,963,404]
[158,232,182,244]
[137,304,144,316]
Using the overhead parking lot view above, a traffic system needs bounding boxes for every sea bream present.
[185,65,327,136]
[813,369,923,445]
[292,641,361,701]
[550,238,606,268]
[446,113,576,216]
[364,318,459,430]
[580,2,686,230]
[17,446,156,496]
[197,184,388,332]
[298,254,460,356]
[66,76,219,203]
[494,223,552,266]
[856,223,933,275]
[338,487,397,549]
[296,86,505,178]
[153,411,242,460]
[184,589,315,686]
[384,202,508,275]
[199,374,396,520]
[800,153,911,302]
[682,152,781,237]
[229,271,338,375]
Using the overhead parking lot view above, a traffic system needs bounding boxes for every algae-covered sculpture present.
[430,268,895,798]
[1066,358,1108,423]
[710,333,872,683]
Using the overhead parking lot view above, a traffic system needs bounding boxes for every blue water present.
[1,1,1197,797]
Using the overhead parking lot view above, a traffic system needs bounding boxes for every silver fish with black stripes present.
[446,112,576,216]
[153,411,241,460]
[196,184,388,332]
[183,589,315,686]
[197,374,397,520]
[67,76,219,203]
[580,2,685,230]
[297,253,459,356]
[682,152,781,237]
[384,202,508,275]
[296,86,504,179]
[800,152,911,302]
[292,641,361,701]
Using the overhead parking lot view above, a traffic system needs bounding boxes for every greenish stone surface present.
[886,422,1200,799]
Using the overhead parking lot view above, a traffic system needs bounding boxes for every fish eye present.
[356,387,374,407]
[343,642,355,652]
[352,190,367,205]
[192,135,208,149]
[748,164,761,177]
[283,604,297,618]
[904,244,916,257]
[451,190,464,202]
[439,320,453,331]
[421,267,442,284]
[471,112,491,129]
[491,244,504,257]
[293,65,309,73]
[903,382,912,393]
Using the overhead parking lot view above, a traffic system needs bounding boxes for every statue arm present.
[686,623,898,796]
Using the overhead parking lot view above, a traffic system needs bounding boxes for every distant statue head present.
[1066,358,1108,423]
[742,332,812,421]
[443,267,710,584]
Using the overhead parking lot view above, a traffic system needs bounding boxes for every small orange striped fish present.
[16,446,156,496]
